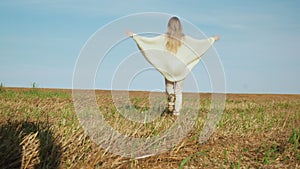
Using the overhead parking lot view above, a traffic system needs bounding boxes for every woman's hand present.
[126,31,134,37]
[213,35,220,41]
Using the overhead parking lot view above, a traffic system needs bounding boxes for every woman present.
[127,16,220,116]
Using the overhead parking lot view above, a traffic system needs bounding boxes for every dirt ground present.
[0,87,299,168]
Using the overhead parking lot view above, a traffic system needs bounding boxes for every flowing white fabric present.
[132,34,215,82]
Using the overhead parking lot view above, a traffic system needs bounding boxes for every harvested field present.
[0,87,299,168]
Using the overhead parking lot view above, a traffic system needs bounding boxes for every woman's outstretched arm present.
[126,31,134,37]
[213,35,221,41]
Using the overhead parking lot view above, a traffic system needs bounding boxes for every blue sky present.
[0,0,299,94]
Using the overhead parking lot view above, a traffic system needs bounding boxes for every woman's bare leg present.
[165,79,175,112]
[174,80,184,115]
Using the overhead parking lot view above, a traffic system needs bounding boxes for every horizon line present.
[1,86,300,95]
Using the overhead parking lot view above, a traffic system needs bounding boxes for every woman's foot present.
[168,94,176,112]
[173,111,180,116]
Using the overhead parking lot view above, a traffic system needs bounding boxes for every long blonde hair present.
[165,16,184,53]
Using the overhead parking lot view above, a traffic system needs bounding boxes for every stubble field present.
[0,87,299,168]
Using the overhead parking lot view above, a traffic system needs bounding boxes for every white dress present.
[132,34,215,82]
